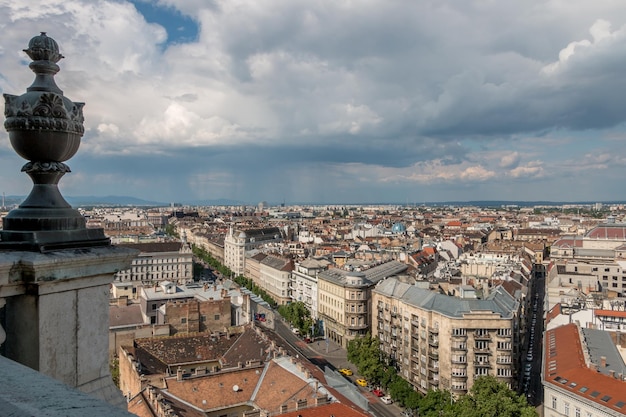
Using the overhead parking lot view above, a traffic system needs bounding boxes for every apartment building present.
[543,324,626,417]
[224,226,283,275]
[372,277,521,396]
[137,280,248,327]
[259,255,294,305]
[114,241,193,287]
[290,257,331,319]
[317,260,407,348]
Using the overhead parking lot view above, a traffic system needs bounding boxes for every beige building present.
[372,277,521,396]
[224,227,283,276]
[259,255,294,305]
[317,260,407,348]
[113,241,193,287]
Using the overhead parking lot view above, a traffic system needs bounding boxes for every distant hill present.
[3,195,624,208]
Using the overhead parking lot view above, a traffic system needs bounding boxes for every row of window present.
[180,314,220,323]
[552,396,588,417]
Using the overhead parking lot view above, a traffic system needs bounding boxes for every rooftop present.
[544,323,626,414]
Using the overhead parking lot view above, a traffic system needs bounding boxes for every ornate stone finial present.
[1,33,109,251]
[23,32,64,63]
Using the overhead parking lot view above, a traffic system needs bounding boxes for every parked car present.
[338,368,353,376]
[303,337,312,343]
[381,395,393,404]
[372,389,384,397]
[292,328,300,335]
[356,378,368,387]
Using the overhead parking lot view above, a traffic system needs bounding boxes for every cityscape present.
[4,199,626,416]
[3,1,626,417]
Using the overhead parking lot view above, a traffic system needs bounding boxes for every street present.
[265,316,405,417]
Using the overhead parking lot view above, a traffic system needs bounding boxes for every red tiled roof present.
[586,225,626,240]
[164,367,262,411]
[277,402,369,417]
[551,237,583,248]
[544,324,626,413]
[127,391,155,417]
[545,303,561,324]
[595,309,626,319]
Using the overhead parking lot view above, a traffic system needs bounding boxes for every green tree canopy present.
[453,376,537,417]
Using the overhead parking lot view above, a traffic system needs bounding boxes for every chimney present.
[176,366,183,382]
[601,356,607,367]
[610,370,615,378]
[117,295,129,306]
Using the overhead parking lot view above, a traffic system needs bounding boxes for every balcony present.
[451,357,467,364]
[451,345,467,351]
[474,332,491,340]
[474,360,491,367]
[451,332,467,340]
[347,323,368,330]
[451,373,467,379]
[428,326,439,334]
[427,362,439,372]
[428,338,439,347]
[428,349,439,359]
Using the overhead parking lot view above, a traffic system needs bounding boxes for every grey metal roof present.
[581,327,626,377]
[317,260,407,286]
[374,277,516,319]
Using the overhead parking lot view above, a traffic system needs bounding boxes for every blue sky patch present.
[130,0,198,45]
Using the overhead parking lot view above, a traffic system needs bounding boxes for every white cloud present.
[3,1,626,202]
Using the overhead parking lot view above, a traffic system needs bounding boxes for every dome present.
[391,223,406,233]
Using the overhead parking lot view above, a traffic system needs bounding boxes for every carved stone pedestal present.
[0,246,137,408]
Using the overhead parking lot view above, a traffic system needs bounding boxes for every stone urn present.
[1,33,109,251]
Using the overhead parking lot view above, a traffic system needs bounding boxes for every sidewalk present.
[303,337,353,371]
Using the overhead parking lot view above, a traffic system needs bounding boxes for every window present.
[200,315,206,322]
[564,402,569,416]
[214,314,220,320]
[181,318,187,324]
[575,407,580,417]
[552,396,557,409]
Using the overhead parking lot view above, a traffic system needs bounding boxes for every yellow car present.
[338,368,353,376]
[356,378,367,387]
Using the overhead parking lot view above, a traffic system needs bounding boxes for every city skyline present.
[2,1,626,204]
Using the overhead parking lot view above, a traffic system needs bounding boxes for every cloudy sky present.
[2,0,626,205]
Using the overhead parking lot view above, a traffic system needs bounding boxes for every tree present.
[277,301,313,335]
[418,389,455,417]
[346,333,386,384]
[453,376,537,417]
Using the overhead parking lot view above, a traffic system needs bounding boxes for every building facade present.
[224,227,283,276]
[543,323,626,417]
[372,278,521,396]
[317,261,407,348]
[290,258,331,319]
[114,241,193,286]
